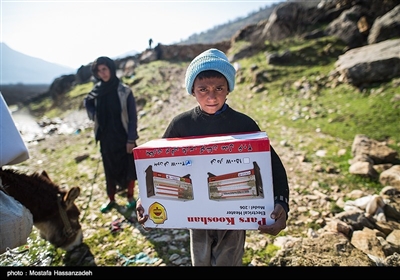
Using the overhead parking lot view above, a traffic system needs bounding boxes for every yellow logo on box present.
[148,202,167,224]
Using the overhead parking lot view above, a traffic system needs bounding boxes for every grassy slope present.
[3,36,399,266]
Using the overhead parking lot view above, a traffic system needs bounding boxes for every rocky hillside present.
[5,56,399,269]
[4,0,400,107]
[2,0,400,270]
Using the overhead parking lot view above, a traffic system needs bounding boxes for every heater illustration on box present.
[145,165,194,201]
[208,162,264,201]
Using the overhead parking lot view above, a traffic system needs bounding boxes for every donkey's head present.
[33,170,83,251]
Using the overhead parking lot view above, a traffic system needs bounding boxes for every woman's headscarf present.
[90,56,120,130]
[91,56,117,81]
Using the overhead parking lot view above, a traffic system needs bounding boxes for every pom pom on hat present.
[185,48,236,95]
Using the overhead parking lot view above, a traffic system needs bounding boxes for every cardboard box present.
[133,131,275,230]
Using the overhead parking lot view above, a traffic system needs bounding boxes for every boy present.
[137,48,289,266]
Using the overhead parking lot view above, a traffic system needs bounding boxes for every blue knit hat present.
[185,48,236,95]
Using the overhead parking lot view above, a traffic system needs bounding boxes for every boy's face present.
[192,76,229,114]
[97,64,111,82]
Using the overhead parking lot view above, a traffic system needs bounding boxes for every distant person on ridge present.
[84,56,139,213]
[148,38,153,49]
[136,48,290,266]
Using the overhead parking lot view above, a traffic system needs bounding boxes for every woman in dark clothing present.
[84,56,139,213]
[136,48,289,266]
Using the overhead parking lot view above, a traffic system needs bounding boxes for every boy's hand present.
[258,203,287,236]
[136,199,150,230]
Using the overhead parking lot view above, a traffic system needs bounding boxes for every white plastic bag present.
[0,92,32,253]
[0,185,33,254]
[0,92,29,166]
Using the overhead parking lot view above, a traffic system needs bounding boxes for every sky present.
[1,0,280,70]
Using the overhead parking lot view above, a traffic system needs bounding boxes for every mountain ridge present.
[0,3,279,86]
[0,42,76,85]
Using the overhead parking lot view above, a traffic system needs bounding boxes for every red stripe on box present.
[133,139,270,159]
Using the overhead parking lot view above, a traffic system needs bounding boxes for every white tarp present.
[0,93,29,166]
[0,92,32,253]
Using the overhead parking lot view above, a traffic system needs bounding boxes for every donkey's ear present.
[64,187,81,208]
[40,170,50,180]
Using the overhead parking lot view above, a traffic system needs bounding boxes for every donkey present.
[0,168,83,251]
